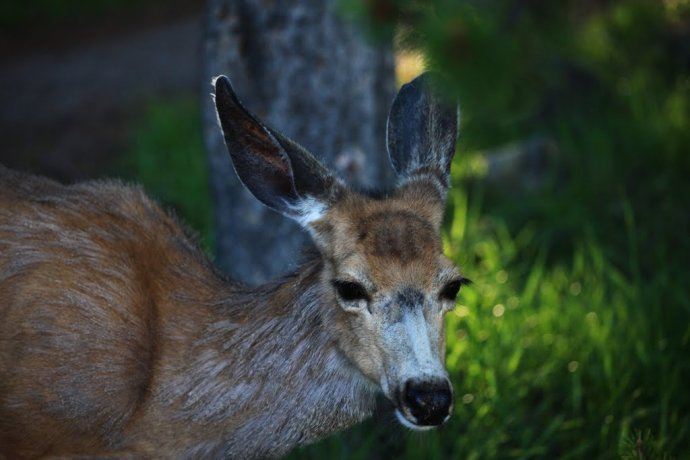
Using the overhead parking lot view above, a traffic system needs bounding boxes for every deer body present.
[0,73,463,458]
[0,166,375,457]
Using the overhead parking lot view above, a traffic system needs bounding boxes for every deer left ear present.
[386,72,459,199]
[213,75,338,229]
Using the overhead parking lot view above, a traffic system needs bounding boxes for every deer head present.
[213,73,465,430]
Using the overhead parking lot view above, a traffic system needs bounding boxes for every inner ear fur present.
[213,75,336,225]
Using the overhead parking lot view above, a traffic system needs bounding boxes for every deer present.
[0,72,466,458]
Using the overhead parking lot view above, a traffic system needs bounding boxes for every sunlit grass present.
[435,186,677,458]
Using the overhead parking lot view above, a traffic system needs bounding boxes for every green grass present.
[117,97,214,253]
[123,95,688,458]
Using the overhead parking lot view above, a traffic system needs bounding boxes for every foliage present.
[620,429,672,460]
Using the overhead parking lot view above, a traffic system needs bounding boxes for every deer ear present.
[213,76,335,227]
[386,72,459,197]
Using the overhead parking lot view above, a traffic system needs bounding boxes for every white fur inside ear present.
[288,197,327,227]
[210,75,224,130]
[211,94,223,130]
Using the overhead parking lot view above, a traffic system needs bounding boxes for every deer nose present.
[402,379,453,426]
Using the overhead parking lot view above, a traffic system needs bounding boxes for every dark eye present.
[439,278,469,302]
[332,280,370,302]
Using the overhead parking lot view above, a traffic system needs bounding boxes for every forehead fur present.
[316,184,447,289]
[357,210,438,263]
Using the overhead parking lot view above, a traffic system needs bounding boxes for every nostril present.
[404,381,428,408]
[403,379,453,426]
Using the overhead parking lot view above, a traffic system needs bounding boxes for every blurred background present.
[1,0,689,458]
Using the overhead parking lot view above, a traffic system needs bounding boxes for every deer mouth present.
[394,408,438,431]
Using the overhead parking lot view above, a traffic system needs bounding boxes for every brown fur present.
[312,188,457,385]
[0,165,227,456]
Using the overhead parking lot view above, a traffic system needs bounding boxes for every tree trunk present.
[202,0,395,284]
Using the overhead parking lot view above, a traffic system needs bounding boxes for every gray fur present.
[144,283,377,458]
[373,290,450,404]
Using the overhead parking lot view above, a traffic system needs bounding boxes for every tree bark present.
[202,0,395,284]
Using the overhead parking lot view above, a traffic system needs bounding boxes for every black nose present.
[402,379,453,426]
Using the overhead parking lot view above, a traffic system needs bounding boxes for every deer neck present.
[161,257,377,457]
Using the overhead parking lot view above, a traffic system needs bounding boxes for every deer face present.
[317,187,468,429]
[214,73,463,429]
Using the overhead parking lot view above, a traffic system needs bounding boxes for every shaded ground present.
[0,3,202,181]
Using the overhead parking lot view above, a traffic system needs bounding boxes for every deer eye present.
[332,280,370,303]
[439,278,469,302]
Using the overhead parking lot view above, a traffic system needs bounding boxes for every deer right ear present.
[213,76,336,227]
[386,72,459,199]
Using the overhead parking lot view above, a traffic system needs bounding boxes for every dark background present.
[1,1,689,458]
